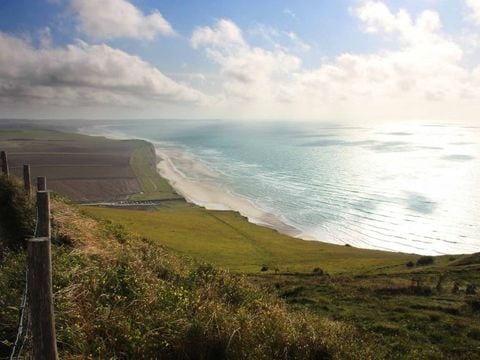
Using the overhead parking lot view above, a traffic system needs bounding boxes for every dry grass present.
[51,197,123,259]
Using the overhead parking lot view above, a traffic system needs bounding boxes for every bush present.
[416,256,434,266]
[0,176,34,251]
[406,261,415,268]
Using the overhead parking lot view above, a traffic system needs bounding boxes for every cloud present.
[283,8,297,20]
[355,1,442,38]
[71,0,175,40]
[465,0,480,24]
[190,2,480,121]
[0,32,206,107]
[191,19,301,105]
[192,19,246,49]
[3,0,480,121]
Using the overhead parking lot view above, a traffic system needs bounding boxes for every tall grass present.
[0,185,377,359]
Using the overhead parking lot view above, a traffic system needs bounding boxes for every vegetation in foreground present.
[84,206,480,359]
[0,177,376,359]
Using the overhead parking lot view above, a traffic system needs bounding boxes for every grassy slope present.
[252,262,480,359]
[83,205,480,358]
[0,182,375,359]
[84,206,415,274]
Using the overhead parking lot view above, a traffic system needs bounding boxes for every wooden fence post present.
[23,165,31,197]
[1,151,8,177]
[37,176,47,192]
[27,189,58,360]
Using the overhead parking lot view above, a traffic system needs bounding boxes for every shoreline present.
[77,125,308,240]
[155,147,304,238]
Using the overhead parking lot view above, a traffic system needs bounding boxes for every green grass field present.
[84,205,417,274]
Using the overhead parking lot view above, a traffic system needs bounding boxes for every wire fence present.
[9,208,39,359]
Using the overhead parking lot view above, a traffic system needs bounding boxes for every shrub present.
[0,176,34,251]
[416,256,434,266]
[406,261,415,268]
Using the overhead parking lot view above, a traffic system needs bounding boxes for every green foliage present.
[0,176,34,251]
[416,256,435,266]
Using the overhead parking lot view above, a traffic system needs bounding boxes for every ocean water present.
[90,120,480,255]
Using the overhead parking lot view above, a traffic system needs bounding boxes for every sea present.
[84,120,480,256]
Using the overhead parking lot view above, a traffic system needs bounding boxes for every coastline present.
[77,125,307,239]
[77,124,480,256]
[155,147,303,238]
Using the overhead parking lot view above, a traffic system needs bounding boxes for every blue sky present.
[0,0,480,121]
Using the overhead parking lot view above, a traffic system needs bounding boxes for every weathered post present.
[23,165,32,197]
[27,189,58,360]
[37,176,47,192]
[1,151,8,177]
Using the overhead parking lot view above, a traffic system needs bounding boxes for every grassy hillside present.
[84,205,417,274]
[83,206,480,358]
[0,178,374,359]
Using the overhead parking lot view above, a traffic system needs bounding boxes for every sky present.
[1,0,480,122]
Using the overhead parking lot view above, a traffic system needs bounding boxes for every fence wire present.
[9,207,38,360]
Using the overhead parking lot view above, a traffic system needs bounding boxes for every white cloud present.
[0,32,206,107]
[72,0,175,40]
[192,19,246,49]
[192,19,301,105]
[3,0,480,121]
[189,3,480,121]
[465,0,480,24]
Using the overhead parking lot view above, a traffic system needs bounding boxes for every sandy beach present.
[155,147,303,238]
